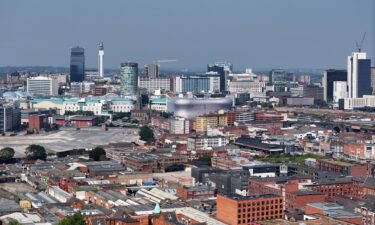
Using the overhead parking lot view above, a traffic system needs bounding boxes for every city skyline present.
[0,0,374,70]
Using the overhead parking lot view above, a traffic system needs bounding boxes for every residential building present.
[193,113,228,132]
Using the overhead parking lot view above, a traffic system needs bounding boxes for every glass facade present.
[357,59,372,97]
[208,62,232,91]
[269,69,287,83]
[323,69,347,102]
[181,76,210,93]
[70,47,85,82]
[120,62,138,96]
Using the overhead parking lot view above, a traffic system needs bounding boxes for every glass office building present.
[70,47,85,82]
[120,62,138,96]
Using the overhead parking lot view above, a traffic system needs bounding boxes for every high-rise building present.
[371,67,375,95]
[27,76,59,96]
[0,103,21,133]
[98,42,104,78]
[323,69,347,102]
[70,47,85,82]
[347,52,372,98]
[269,69,287,84]
[120,62,138,96]
[144,64,159,78]
[207,62,232,92]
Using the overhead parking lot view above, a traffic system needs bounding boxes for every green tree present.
[25,144,47,160]
[8,219,21,225]
[58,212,86,225]
[89,147,106,161]
[139,126,155,143]
[0,147,15,163]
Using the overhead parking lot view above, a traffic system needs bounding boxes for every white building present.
[98,42,104,78]
[138,77,171,93]
[228,80,266,97]
[27,76,59,96]
[109,99,135,113]
[341,95,375,110]
[333,81,347,103]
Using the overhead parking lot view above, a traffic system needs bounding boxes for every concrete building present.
[333,81,347,103]
[174,75,220,93]
[109,99,135,113]
[144,64,159,78]
[228,80,266,97]
[27,76,59,96]
[187,135,227,151]
[347,52,372,98]
[120,62,138,96]
[193,113,228,132]
[150,98,167,112]
[372,67,375,95]
[170,117,190,135]
[0,103,21,133]
[340,95,375,110]
[138,77,171,94]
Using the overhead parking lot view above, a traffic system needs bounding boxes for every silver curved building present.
[167,97,233,119]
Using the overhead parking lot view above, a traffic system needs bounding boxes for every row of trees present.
[0,144,48,163]
[0,145,107,163]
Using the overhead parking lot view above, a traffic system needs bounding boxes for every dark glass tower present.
[70,47,85,82]
[207,62,232,92]
[323,69,347,102]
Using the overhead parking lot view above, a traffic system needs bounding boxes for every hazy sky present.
[0,0,374,71]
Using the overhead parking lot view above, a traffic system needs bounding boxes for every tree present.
[58,212,86,225]
[8,220,21,225]
[25,144,47,160]
[0,147,15,163]
[89,147,106,161]
[139,126,155,143]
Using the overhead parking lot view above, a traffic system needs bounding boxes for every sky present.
[0,0,374,71]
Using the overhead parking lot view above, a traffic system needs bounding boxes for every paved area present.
[0,127,139,157]
[0,183,35,194]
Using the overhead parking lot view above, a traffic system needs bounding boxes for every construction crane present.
[153,59,178,66]
[356,32,366,52]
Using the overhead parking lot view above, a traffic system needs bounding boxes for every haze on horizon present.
[0,0,374,71]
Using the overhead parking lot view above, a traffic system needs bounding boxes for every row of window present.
[238,199,282,207]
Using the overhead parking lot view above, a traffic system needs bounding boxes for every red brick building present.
[176,185,216,201]
[303,177,364,199]
[216,194,284,225]
[316,159,368,176]
[28,114,49,131]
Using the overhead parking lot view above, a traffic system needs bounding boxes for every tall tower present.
[347,52,371,98]
[120,62,138,96]
[70,47,85,82]
[98,42,104,78]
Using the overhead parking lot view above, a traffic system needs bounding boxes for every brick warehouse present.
[216,194,284,225]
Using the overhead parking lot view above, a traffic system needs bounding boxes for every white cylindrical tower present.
[98,42,104,78]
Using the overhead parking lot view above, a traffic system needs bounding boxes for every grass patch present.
[254,154,325,164]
